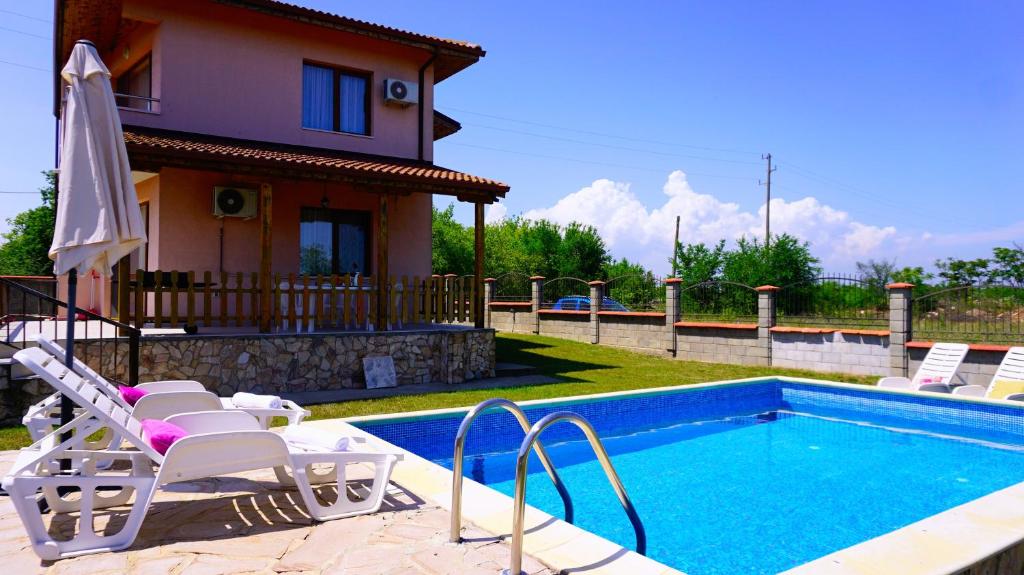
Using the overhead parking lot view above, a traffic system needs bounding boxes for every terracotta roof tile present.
[123,127,509,199]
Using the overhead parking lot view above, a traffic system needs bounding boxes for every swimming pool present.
[354,379,1024,574]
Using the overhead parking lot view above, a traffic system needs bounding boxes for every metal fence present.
[540,277,590,310]
[492,272,531,302]
[678,281,758,323]
[602,274,665,312]
[913,283,1024,344]
[777,274,889,330]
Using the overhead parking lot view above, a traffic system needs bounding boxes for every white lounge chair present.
[23,335,308,441]
[877,342,969,391]
[945,347,1024,401]
[3,346,401,560]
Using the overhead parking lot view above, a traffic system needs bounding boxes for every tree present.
[431,205,474,275]
[721,233,820,287]
[991,244,1024,287]
[935,257,991,285]
[891,266,933,286]
[672,240,725,284]
[0,172,57,276]
[855,259,896,289]
[556,222,609,279]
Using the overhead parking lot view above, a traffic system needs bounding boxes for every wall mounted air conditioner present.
[384,78,418,106]
[212,186,257,218]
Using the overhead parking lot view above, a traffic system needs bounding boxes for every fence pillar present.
[588,281,604,344]
[887,282,914,377]
[530,276,544,335]
[483,278,495,328]
[756,285,779,366]
[665,278,682,356]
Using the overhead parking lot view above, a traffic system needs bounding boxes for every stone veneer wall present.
[536,312,590,343]
[771,330,890,376]
[599,314,668,355]
[675,326,767,366]
[907,345,1005,387]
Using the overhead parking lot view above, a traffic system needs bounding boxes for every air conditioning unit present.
[384,78,418,106]
[212,186,257,218]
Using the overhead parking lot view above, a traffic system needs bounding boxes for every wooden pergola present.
[121,127,508,332]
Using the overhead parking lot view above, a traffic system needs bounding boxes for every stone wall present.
[907,344,1005,387]
[599,313,668,355]
[771,329,890,376]
[487,304,535,335]
[536,312,590,343]
[676,325,767,366]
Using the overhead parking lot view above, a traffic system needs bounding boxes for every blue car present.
[551,296,629,312]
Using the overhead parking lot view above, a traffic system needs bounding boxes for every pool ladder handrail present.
[450,398,574,544]
[504,411,646,575]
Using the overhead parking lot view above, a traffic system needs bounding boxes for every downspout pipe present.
[417,51,437,162]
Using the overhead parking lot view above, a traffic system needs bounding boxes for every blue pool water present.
[356,380,1024,574]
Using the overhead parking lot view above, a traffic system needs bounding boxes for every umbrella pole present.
[59,268,77,473]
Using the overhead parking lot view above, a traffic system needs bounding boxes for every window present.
[302,63,370,135]
[115,55,152,111]
[299,207,371,276]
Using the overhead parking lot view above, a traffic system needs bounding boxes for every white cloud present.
[520,170,912,273]
[485,202,507,224]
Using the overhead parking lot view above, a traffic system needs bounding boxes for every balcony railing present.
[114,93,160,113]
[116,270,479,332]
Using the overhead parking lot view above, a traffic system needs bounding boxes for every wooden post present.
[474,202,485,328]
[117,256,130,331]
[376,194,389,331]
[258,183,273,333]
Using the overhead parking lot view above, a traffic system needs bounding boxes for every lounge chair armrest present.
[877,377,913,389]
[288,450,403,468]
[132,391,224,422]
[917,383,953,394]
[135,380,206,393]
[951,385,987,397]
[164,410,263,433]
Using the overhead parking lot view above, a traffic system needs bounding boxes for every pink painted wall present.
[111,0,435,161]
[151,168,431,279]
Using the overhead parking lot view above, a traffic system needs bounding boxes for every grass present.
[0,333,876,451]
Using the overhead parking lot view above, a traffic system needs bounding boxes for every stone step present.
[494,362,539,377]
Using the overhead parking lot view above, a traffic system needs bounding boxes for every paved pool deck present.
[0,449,552,575]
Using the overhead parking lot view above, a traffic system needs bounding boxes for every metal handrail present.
[450,398,574,543]
[505,411,646,575]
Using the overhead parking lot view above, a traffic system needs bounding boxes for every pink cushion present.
[140,419,188,455]
[119,385,148,407]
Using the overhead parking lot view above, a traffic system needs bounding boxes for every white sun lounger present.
[945,347,1024,401]
[877,342,969,391]
[23,335,308,442]
[3,346,402,560]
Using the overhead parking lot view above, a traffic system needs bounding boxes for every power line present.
[0,190,45,195]
[0,59,49,73]
[445,141,759,181]
[459,121,762,166]
[0,25,50,40]
[440,105,761,156]
[0,8,51,23]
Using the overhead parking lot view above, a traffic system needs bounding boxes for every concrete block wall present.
[599,314,669,355]
[771,330,889,376]
[488,306,536,335]
[675,326,766,366]
[537,312,591,343]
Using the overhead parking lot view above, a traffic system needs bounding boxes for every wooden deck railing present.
[118,270,478,332]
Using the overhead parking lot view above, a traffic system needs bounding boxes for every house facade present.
[54,0,506,332]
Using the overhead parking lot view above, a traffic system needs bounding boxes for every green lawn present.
[0,333,875,451]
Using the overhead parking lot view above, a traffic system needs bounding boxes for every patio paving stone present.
[0,450,555,575]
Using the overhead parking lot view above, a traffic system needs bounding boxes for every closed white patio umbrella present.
[51,40,147,429]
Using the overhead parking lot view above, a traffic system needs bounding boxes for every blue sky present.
[0,1,1021,273]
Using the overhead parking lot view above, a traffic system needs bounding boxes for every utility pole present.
[760,153,776,246]
[672,215,680,277]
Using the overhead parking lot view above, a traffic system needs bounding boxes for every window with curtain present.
[115,54,152,111]
[301,63,370,135]
[299,207,371,276]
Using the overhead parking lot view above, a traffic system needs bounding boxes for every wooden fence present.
[118,270,478,331]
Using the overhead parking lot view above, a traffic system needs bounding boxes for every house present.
[53,0,508,333]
